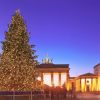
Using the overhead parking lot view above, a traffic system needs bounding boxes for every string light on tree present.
[0,10,38,91]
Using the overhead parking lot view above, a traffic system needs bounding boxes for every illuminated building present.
[94,63,100,91]
[75,73,98,92]
[69,77,76,91]
[36,55,100,92]
[36,56,70,87]
[73,64,100,92]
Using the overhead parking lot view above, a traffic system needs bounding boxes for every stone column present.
[85,78,86,92]
[91,78,93,91]
[80,78,81,92]
[59,73,61,86]
[66,72,69,82]
[41,73,43,85]
[51,72,53,86]
[96,78,98,91]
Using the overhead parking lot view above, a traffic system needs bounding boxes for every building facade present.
[36,56,70,89]
[37,63,70,87]
[36,56,100,92]
[75,73,98,92]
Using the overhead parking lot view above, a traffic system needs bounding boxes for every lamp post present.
[30,84,34,100]
[12,88,15,100]
[30,90,32,100]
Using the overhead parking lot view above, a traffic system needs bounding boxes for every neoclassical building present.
[74,63,100,92]
[36,57,70,88]
[36,56,100,92]
[75,73,98,92]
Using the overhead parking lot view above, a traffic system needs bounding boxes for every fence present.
[0,91,76,100]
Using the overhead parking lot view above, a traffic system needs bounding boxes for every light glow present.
[61,73,66,85]
[97,76,100,91]
[43,73,67,87]
[81,79,85,92]
[92,78,97,91]
[37,77,41,81]
[43,73,51,86]
[53,73,59,86]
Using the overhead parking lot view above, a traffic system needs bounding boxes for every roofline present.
[77,73,97,78]
[36,63,70,69]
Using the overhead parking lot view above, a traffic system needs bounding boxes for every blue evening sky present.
[0,0,100,76]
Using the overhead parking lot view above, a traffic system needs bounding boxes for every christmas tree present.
[0,10,38,91]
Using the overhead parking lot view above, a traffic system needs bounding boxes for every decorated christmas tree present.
[0,10,38,91]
